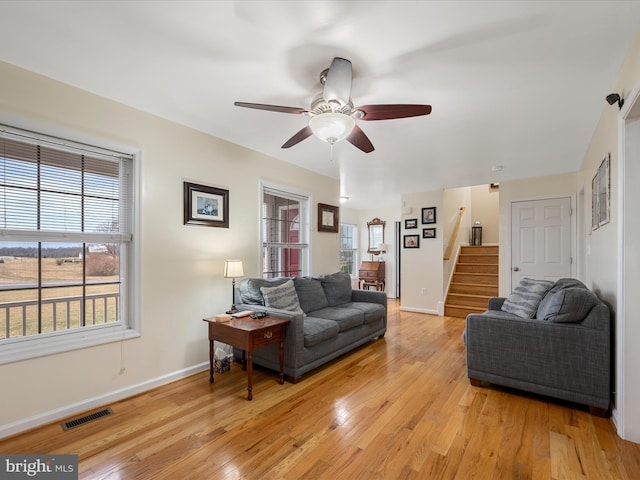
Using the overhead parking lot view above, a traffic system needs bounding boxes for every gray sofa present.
[465,278,611,415]
[234,271,387,382]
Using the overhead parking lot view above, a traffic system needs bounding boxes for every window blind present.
[0,125,133,242]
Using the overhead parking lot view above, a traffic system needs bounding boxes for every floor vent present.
[61,408,113,431]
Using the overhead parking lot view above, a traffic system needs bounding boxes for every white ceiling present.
[1,1,639,210]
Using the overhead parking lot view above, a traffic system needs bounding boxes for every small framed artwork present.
[422,207,436,224]
[592,153,610,230]
[405,218,418,229]
[184,182,229,228]
[423,228,436,238]
[318,203,339,233]
[404,234,420,248]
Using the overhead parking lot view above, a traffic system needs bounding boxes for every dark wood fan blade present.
[234,102,309,115]
[346,125,375,153]
[282,126,313,149]
[356,104,432,121]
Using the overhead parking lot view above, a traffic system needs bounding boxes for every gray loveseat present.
[234,272,387,382]
[465,278,610,415]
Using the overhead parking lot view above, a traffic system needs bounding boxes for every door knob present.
[513,267,520,271]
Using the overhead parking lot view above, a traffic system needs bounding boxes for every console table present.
[203,315,289,400]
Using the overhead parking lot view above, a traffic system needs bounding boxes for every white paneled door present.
[511,197,572,287]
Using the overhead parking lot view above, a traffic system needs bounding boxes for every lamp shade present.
[223,259,244,278]
[309,112,355,144]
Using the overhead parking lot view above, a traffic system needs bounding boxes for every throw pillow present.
[501,278,554,318]
[238,277,288,305]
[260,279,304,314]
[320,272,353,306]
[550,278,588,291]
[538,287,600,323]
[536,278,588,319]
[293,276,329,313]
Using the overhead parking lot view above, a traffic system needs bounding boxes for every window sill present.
[0,324,140,365]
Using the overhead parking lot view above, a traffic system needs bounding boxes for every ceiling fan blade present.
[282,126,313,149]
[234,102,309,115]
[323,57,352,107]
[346,125,375,153]
[356,104,432,121]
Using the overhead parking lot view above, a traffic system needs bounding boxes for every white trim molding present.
[0,362,208,439]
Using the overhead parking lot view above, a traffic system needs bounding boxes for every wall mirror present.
[367,218,386,254]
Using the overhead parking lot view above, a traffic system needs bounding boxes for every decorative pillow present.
[550,278,588,291]
[501,278,554,318]
[320,272,353,306]
[538,287,599,323]
[238,277,288,305]
[260,279,303,314]
[293,276,329,313]
[536,278,588,319]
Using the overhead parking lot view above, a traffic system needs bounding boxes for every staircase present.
[445,245,499,318]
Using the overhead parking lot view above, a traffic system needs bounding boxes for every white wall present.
[470,184,500,244]
[400,190,443,313]
[0,60,340,433]
[340,206,359,226]
[578,28,640,442]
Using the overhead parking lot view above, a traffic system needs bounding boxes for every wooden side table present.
[203,315,289,400]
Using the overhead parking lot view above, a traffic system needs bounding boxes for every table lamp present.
[223,259,244,314]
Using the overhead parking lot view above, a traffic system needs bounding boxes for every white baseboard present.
[399,306,439,315]
[0,362,209,439]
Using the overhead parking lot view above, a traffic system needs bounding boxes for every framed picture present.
[403,234,420,248]
[184,182,229,228]
[422,207,436,224]
[318,203,339,233]
[405,218,418,229]
[592,153,610,230]
[422,227,436,238]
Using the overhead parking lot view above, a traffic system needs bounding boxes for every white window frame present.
[340,222,358,276]
[260,181,310,278]
[0,122,141,365]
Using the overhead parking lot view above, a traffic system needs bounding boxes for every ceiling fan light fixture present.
[309,112,355,145]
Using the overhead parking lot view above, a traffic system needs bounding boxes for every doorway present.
[510,197,573,287]
[617,87,640,441]
[395,220,401,298]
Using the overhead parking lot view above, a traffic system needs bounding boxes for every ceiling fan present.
[234,57,432,153]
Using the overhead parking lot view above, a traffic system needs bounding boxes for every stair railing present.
[444,207,466,260]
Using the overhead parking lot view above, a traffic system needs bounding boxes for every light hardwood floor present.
[2,300,639,479]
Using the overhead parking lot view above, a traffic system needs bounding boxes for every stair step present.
[451,272,498,286]
[455,264,499,274]
[458,254,499,265]
[445,304,486,318]
[448,282,498,296]
[460,245,498,255]
[446,293,492,308]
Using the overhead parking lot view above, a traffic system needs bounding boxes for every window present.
[340,223,358,275]
[0,124,138,363]
[261,183,309,279]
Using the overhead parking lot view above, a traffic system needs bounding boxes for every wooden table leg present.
[246,350,253,401]
[209,339,215,383]
[278,339,285,384]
